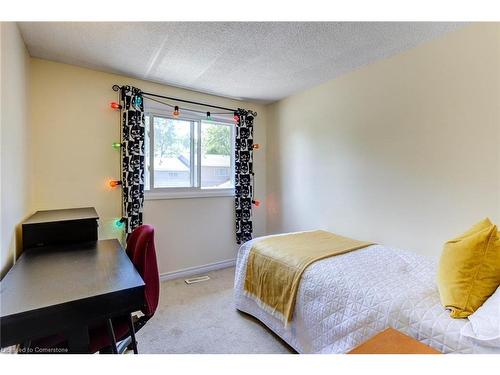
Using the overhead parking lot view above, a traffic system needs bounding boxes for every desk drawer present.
[22,219,98,250]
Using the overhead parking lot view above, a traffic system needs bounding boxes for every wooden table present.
[0,239,145,353]
[348,328,441,354]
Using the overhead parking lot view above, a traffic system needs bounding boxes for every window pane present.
[201,121,233,189]
[154,117,192,188]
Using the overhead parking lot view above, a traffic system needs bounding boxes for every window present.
[144,113,235,199]
[214,168,230,177]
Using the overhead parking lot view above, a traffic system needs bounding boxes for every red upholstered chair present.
[93,224,160,354]
[125,225,160,319]
[30,225,160,354]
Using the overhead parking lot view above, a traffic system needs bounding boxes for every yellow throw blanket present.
[244,230,374,324]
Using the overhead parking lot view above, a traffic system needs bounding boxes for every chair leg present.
[127,314,138,354]
[105,319,118,354]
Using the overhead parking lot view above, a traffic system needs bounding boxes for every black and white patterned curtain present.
[120,86,145,233]
[235,108,257,244]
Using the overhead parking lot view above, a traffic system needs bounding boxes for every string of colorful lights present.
[141,94,240,122]
[108,89,261,231]
[109,98,126,229]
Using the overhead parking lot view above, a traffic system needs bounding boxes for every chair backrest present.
[126,224,160,317]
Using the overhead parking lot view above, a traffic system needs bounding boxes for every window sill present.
[145,189,235,201]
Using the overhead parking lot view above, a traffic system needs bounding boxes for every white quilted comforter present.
[234,233,499,354]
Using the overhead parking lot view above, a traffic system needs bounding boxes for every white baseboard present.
[159,258,236,282]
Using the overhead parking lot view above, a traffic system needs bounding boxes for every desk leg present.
[127,314,138,354]
[105,319,118,354]
[66,326,90,354]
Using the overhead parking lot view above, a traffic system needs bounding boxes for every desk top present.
[0,239,144,319]
[22,207,99,225]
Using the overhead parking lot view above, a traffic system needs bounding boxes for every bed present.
[234,232,499,354]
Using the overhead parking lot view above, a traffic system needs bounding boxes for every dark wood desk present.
[0,239,145,353]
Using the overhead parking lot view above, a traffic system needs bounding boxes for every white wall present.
[266,23,500,257]
[29,58,267,276]
[0,22,32,278]
[145,198,242,276]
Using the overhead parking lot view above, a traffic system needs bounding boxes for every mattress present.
[234,232,499,354]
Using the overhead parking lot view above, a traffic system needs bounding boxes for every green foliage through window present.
[202,123,231,156]
[154,117,190,159]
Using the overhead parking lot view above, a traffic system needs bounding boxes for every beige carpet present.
[135,267,295,354]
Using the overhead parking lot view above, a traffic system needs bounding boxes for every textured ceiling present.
[18,22,465,103]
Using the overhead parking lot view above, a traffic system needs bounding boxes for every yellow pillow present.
[451,218,493,241]
[437,218,500,318]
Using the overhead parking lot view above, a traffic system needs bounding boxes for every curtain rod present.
[112,84,238,113]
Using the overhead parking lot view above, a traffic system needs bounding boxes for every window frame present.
[144,111,235,200]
